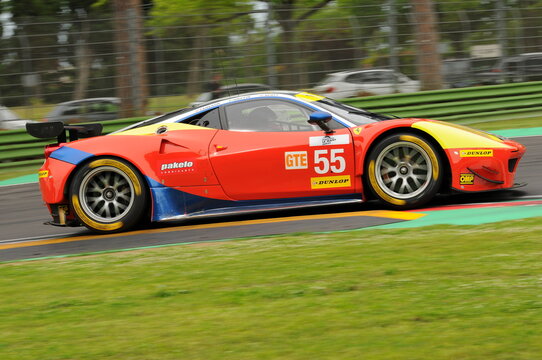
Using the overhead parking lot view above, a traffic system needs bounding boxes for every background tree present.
[411,0,443,90]
[0,0,114,105]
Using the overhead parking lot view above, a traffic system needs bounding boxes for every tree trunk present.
[411,0,444,90]
[112,0,148,117]
[73,19,91,100]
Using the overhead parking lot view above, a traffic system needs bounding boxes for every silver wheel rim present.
[374,141,432,200]
[78,166,135,222]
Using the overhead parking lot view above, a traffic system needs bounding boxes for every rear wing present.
[26,121,103,143]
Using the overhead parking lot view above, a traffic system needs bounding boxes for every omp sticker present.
[295,92,325,102]
[311,175,351,189]
[309,134,350,147]
[285,151,308,170]
[161,161,194,171]
[460,173,474,185]
[353,127,362,135]
[38,170,49,178]
[460,149,494,157]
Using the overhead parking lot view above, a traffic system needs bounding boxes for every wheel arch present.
[63,154,153,219]
[361,126,452,199]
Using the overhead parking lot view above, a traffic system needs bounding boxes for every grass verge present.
[1,217,541,359]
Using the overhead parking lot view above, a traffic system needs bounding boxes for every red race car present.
[27,91,526,233]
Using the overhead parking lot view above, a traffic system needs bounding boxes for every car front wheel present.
[366,133,443,209]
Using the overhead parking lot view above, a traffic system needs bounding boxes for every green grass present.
[1,218,541,359]
[0,168,37,182]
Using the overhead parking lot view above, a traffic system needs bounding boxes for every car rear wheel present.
[69,157,148,233]
[366,133,442,209]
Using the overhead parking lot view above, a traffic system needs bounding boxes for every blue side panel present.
[147,177,186,221]
[50,146,94,165]
[146,176,361,222]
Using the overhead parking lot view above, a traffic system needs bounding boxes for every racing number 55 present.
[314,148,346,174]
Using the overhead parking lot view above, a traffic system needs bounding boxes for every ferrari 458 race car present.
[27,91,526,233]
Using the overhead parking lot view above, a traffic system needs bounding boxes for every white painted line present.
[0,232,81,245]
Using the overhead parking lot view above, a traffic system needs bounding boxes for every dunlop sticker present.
[38,170,49,178]
[460,149,493,157]
[459,173,474,185]
[311,175,351,189]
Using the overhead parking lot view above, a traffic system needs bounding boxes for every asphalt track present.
[1,134,540,262]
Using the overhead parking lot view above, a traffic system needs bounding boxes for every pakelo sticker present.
[285,151,308,170]
[38,170,49,178]
[311,175,351,189]
[161,161,194,172]
[459,173,474,185]
[309,134,350,147]
[460,149,493,157]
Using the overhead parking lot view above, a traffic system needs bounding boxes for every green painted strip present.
[492,127,542,138]
[367,204,542,230]
[0,174,38,186]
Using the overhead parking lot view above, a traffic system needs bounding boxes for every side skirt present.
[157,198,364,223]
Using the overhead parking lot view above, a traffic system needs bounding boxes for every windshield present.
[316,98,394,126]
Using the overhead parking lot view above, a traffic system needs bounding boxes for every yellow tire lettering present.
[89,159,142,195]
[368,160,406,206]
[399,135,440,180]
[71,195,123,231]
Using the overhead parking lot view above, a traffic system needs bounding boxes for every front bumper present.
[446,140,526,192]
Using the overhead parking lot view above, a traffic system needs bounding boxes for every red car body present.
[32,91,525,233]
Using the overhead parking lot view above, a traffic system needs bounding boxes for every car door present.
[155,108,222,188]
[209,98,357,201]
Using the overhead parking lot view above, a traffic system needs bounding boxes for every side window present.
[358,72,380,83]
[86,101,108,114]
[345,73,361,84]
[381,72,396,83]
[61,105,80,116]
[224,99,343,132]
[181,108,221,129]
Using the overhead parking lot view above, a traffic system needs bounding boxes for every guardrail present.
[342,81,542,125]
[1,82,541,179]
[0,116,148,181]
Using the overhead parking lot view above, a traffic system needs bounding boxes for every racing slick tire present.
[366,133,443,209]
[69,157,148,233]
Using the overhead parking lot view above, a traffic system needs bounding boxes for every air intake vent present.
[508,158,519,172]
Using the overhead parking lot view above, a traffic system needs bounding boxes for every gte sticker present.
[459,173,474,185]
[460,149,493,157]
[38,170,49,178]
[285,151,308,170]
[309,134,350,147]
[311,175,351,189]
[161,161,194,171]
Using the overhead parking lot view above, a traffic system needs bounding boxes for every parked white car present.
[0,106,36,130]
[314,69,420,99]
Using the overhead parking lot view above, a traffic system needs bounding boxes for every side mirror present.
[308,111,334,134]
